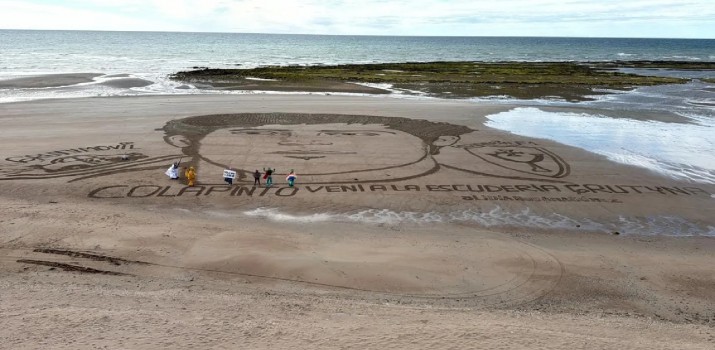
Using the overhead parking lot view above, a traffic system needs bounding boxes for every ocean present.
[1,29,714,185]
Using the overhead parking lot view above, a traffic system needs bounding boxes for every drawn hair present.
[163,113,473,156]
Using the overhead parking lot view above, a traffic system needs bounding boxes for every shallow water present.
[485,105,715,185]
[242,207,715,237]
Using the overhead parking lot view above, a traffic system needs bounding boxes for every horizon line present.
[1,28,713,40]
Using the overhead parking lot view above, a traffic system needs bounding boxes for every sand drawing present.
[0,141,181,182]
[162,113,572,185]
[0,113,570,184]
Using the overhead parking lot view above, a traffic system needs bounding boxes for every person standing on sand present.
[185,166,196,187]
[165,162,180,180]
[263,167,275,187]
[224,168,235,185]
[286,169,297,187]
[253,169,261,186]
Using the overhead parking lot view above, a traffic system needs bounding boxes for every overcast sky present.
[1,0,713,38]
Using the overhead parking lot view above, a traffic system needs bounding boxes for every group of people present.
[250,168,297,188]
[166,162,296,188]
[166,162,196,186]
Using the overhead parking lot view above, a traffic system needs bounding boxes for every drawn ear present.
[432,136,459,147]
[166,135,191,148]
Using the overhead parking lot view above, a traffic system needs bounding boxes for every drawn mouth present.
[284,156,326,161]
[277,142,334,146]
[269,150,357,160]
[269,150,357,155]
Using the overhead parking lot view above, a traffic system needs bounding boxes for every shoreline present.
[2,60,714,104]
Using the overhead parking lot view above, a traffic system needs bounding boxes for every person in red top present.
[263,167,275,187]
[286,169,296,187]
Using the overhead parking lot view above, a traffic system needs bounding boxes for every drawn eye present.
[317,131,388,136]
[230,129,291,136]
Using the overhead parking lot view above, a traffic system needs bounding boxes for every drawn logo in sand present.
[0,142,179,182]
[163,113,571,184]
[444,141,570,180]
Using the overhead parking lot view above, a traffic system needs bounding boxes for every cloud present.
[0,1,169,31]
[0,0,713,38]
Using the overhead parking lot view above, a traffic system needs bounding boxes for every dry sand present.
[1,95,713,349]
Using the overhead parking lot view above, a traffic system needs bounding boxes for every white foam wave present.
[244,207,335,223]
[0,73,164,103]
[683,99,715,109]
[663,55,702,61]
[346,209,444,224]
[241,207,715,236]
[352,82,393,90]
[245,77,278,81]
[446,207,605,231]
[0,73,446,103]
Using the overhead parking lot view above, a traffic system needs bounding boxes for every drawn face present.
[199,123,428,177]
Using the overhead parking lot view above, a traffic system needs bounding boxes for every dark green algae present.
[171,61,714,101]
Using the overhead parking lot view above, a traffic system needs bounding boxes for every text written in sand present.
[88,183,711,201]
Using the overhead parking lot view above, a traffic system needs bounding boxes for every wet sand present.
[0,95,713,349]
[0,73,153,91]
[99,78,153,89]
[0,73,102,88]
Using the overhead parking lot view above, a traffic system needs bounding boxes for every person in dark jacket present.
[253,169,261,186]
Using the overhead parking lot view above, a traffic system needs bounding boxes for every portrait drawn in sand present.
[162,113,570,185]
[0,112,569,184]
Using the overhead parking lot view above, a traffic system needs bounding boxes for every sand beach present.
[1,92,714,349]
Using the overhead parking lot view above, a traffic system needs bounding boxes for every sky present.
[0,0,713,38]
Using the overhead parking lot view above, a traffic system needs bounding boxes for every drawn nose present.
[277,140,332,146]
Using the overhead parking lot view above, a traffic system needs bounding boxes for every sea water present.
[485,106,715,184]
[1,29,714,102]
